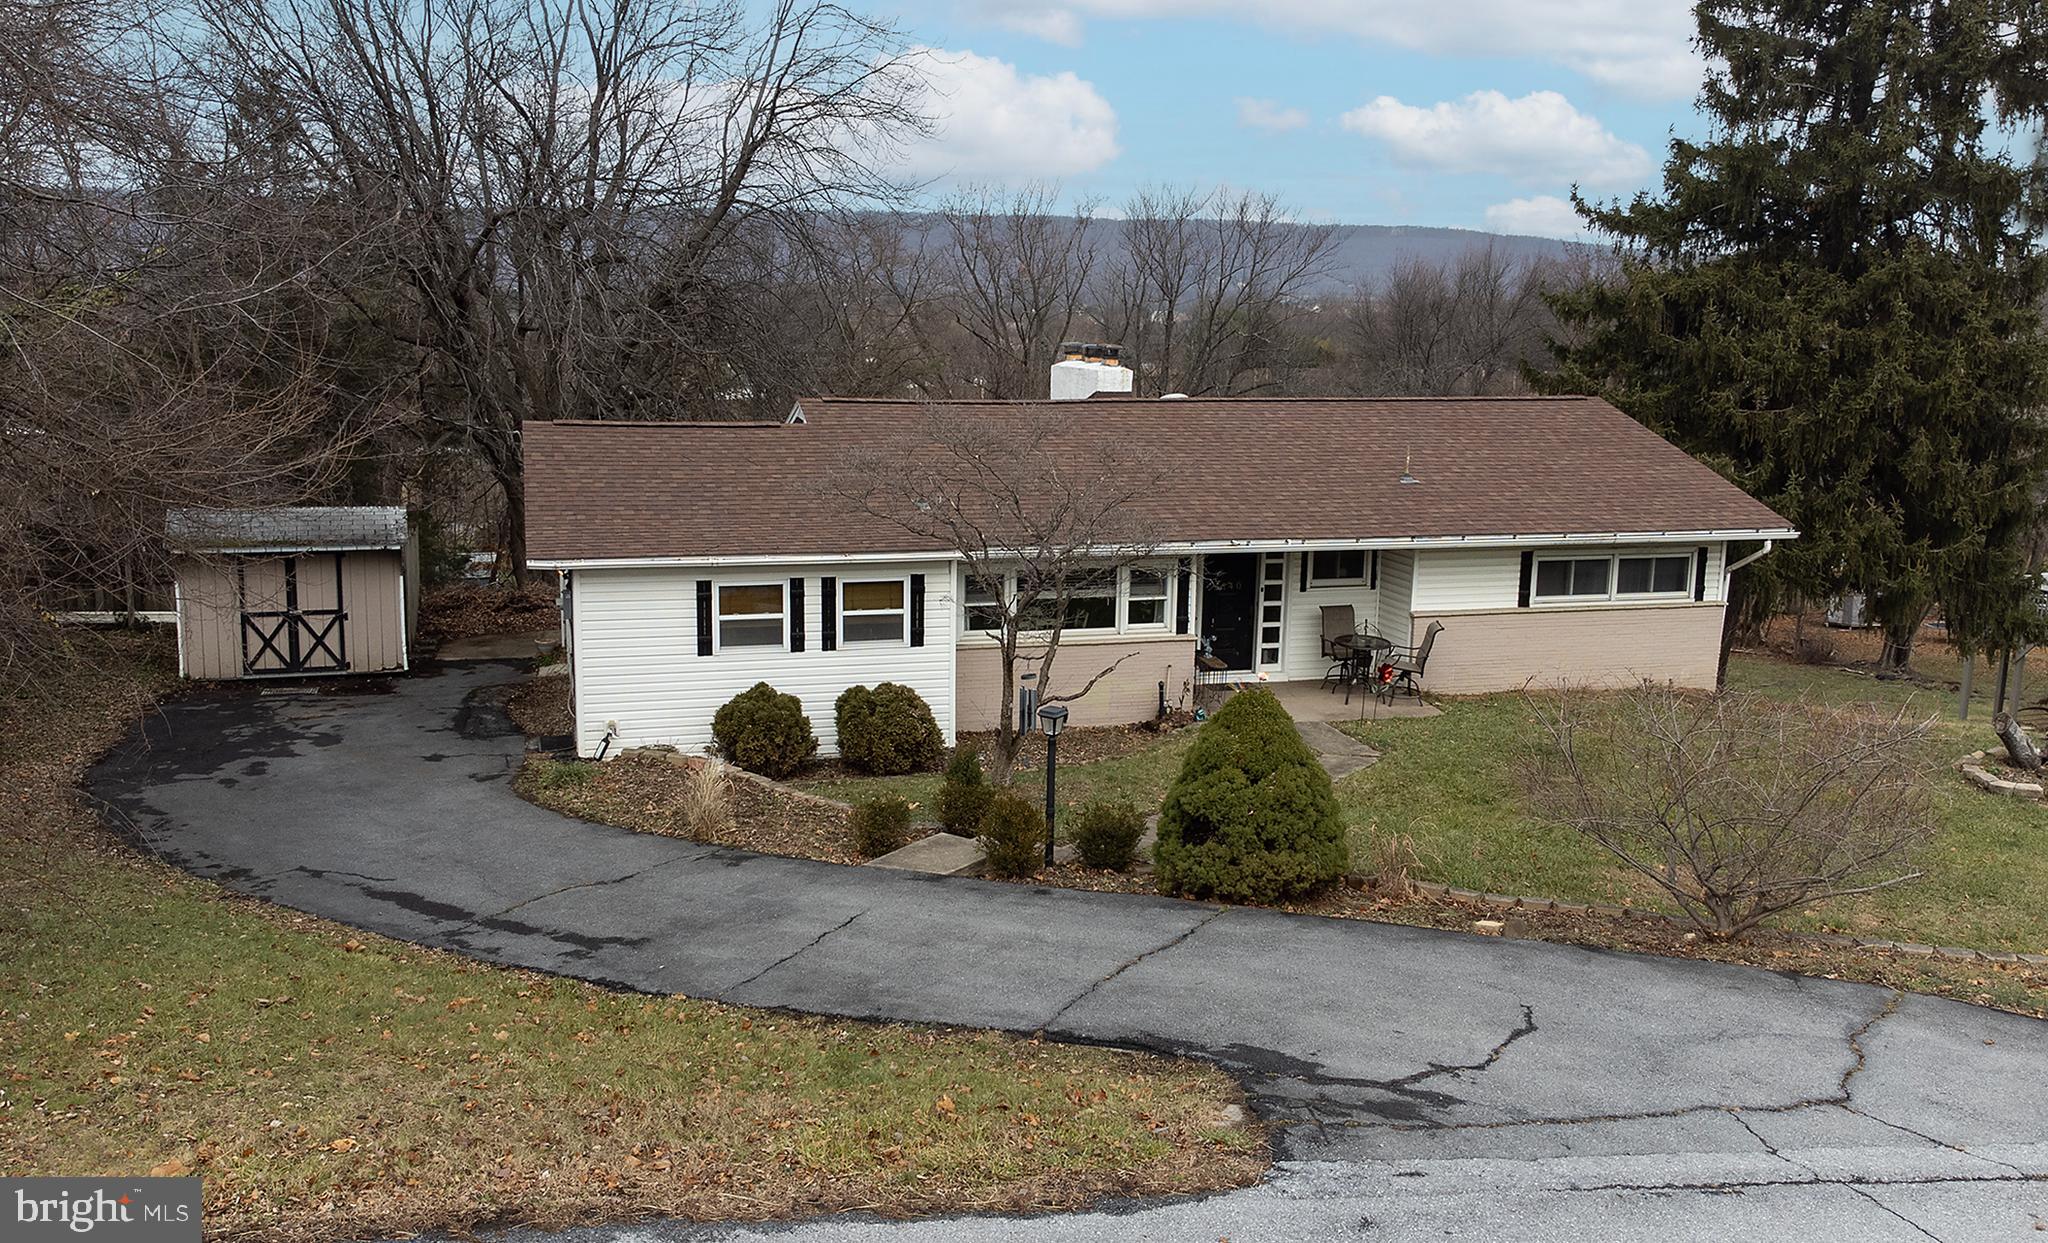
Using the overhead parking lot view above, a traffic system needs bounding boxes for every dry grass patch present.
[1,636,1265,1243]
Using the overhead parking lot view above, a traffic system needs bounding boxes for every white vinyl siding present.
[1376,551,1416,646]
[1280,551,1381,681]
[569,561,956,759]
[1411,548,1524,613]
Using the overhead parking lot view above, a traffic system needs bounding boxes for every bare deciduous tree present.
[1527,683,1938,939]
[190,0,930,578]
[1346,246,1566,395]
[1,0,386,688]
[835,406,1164,780]
[934,183,1098,399]
[1102,185,1336,396]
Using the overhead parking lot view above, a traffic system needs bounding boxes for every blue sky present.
[881,0,1709,237]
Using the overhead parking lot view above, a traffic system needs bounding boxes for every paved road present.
[91,662,2048,1241]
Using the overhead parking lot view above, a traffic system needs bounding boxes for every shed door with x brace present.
[239,554,349,675]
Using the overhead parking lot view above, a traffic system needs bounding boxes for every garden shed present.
[167,507,418,679]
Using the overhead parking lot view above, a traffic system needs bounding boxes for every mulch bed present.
[505,674,572,737]
[420,582,557,642]
[517,752,880,865]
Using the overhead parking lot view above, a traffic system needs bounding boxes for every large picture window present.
[1533,551,1695,604]
[716,583,786,648]
[964,564,1173,636]
[840,578,908,644]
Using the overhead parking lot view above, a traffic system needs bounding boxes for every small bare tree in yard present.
[836,406,1163,782]
[1528,684,1937,939]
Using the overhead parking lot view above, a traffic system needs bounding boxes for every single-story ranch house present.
[524,392,1795,760]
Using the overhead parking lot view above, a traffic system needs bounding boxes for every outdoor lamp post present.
[1038,703,1069,867]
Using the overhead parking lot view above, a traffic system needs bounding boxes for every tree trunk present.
[1996,711,2041,772]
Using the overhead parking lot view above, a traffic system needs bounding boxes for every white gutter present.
[1723,539,1777,575]
[530,528,1800,572]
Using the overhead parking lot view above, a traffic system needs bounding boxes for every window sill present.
[958,630,1194,648]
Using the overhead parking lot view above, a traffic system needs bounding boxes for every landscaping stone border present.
[1343,873,2048,967]
[1956,749,2045,800]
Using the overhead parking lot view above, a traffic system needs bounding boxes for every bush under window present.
[710,682,818,778]
[834,683,944,775]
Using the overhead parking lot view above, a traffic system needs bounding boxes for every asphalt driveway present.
[91,661,2048,1241]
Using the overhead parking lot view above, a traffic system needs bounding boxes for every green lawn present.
[1336,653,2048,954]
[1,638,1259,1242]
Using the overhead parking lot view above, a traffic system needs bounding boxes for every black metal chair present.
[1380,621,1444,699]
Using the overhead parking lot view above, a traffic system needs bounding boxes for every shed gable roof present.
[166,506,409,553]
[523,396,1793,563]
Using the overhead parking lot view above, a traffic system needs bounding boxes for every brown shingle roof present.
[523,396,1793,563]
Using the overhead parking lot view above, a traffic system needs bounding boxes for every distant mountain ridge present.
[895,214,1593,296]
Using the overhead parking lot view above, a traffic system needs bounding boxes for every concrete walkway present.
[89,662,2048,1242]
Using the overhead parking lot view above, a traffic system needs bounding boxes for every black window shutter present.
[1298,554,1309,592]
[1175,558,1193,634]
[1516,552,1534,608]
[820,576,837,651]
[1370,550,1379,589]
[789,578,805,651]
[908,574,926,646]
[696,580,713,654]
[1693,547,1709,602]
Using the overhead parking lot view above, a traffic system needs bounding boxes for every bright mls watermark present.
[5,1179,199,1242]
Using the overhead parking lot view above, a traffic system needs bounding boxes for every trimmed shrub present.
[1071,800,1147,871]
[710,682,818,778]
[1153,688,1349,903]
[834,683,945,775]
[850,795,913,858]
[978,788,1045,879]
[936,745,994,835]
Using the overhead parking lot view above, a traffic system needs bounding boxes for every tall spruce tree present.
[1544,0,2048,677]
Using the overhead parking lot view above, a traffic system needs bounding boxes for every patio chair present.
[1319,606,1358,692]
[1380,621,1444,699]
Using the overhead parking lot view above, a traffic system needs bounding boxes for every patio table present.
[1331,633,1393,705]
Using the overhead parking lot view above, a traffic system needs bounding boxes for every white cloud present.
[893,48,1120,179]
[1235,97,1309,132]
[1484,194,1589,239]
[969,0,1700,100]
[1340,90,1652,186]
[988,6,1083,46]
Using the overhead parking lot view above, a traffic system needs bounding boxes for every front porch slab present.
[1260,678,1440,724]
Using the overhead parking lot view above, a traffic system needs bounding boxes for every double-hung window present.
[716,583,786,649]
[1533,551,1695,604]
[1125,566,1170,629]
[964,573,1005,633]
[840,578,908,644]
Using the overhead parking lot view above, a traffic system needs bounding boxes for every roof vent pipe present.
[1398,450,1419,484]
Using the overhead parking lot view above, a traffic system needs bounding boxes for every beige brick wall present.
[1405,603,1726,694]
[957,635,1198,730]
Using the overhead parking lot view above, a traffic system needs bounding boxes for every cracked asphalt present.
[90,661,2048,1241]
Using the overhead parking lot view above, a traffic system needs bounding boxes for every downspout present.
[1722,539,1775,579]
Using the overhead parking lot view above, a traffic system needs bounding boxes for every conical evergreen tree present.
[1543,0,2048,676]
